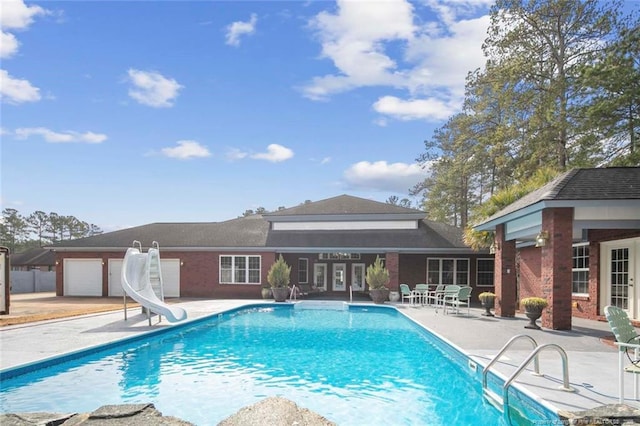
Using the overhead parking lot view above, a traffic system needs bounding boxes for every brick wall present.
[519,246,541,301]
[495,224,517,317]
[540,208,573,330]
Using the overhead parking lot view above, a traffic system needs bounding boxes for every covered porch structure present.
[474,167,640,330]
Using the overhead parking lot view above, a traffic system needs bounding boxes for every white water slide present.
[121,241,187,324]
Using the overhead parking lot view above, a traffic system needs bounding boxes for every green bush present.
[366,256,390,290]
[267,255,291,289]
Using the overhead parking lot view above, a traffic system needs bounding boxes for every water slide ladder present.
[123,240,166,325]
[482,334,574,421]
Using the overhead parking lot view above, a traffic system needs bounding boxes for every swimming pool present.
[0,303,557,425]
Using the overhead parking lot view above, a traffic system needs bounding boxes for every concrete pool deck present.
[1,294,639,419]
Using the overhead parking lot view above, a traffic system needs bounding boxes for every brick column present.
[386,252,399,291]
[495,224,517,317]
[540,207,573,330]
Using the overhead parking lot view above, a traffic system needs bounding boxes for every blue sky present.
[1,0,494,232]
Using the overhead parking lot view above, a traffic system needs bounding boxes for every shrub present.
[366,256,390,290]
[267,255,291,289]
[520,297,548,310]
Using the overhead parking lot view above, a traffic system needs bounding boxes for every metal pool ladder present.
[482,334,574,415]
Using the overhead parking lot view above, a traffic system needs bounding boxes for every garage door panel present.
[64,259,103,296]
[108,259,123,297]
[161,259,180,297]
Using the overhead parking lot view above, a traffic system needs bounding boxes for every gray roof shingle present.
[49,195,469,252]
[265,194,424,216]
[10,248,56,266]
[477,167,640,226]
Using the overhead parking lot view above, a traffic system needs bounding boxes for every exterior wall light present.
[535,231,549,247]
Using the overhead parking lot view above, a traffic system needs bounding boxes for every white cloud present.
[1,0,49,59]
[225,13,257,47]
[14,127,107,143]
[303,0,490,123]
[1,32,19,58]
[404,15,489,96]
[0,69,40,103]
[343,160,429,193]
[0,0,47,29]
[161,140,211,160]
[250,144,294,162]
[303,0,415,100]
[373,96,458,121]
[127,69,183,108]
[225,148,248,161]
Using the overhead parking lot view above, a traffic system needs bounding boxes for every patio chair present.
[413,284,430,305]
[435,285,460,313]
[399,284,416,304]
[604,305,640,403]
[443,285,472,315]
[425,284,446,307]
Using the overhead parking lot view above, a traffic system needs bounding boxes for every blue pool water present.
[0,304,555,425]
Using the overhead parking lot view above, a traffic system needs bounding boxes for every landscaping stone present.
[0,398,335,426]
[218,397,336,426]
[558,403,640,425]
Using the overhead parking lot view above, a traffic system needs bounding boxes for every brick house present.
[474,167,640,330]
[10,248,56,272]
[48,195,493,300]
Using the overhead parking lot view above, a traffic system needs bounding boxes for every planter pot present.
[389,291,400,302]
[261,288,272,299]
[524,307,543,329]
[369,289,390,304]
[271,287,289,302]
[480,298,495,317]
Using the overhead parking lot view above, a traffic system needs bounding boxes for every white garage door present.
[109,258,180,298]
[160,259,180,298]
[64,259,103,296]
[108,259,124,297]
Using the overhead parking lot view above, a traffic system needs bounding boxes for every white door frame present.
[314,263,327,291]
[600,237,640,319]
[332,263,346,291]
[108,259,124,297]
[351,263,365,291]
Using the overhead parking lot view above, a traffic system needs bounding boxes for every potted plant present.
[366,256,390,304]
[267,255,291,302]
[520,297,548,329]
[478,292,496,317]
[261,283,272,299]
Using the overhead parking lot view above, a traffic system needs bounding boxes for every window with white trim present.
[298,258,308,283]
[427,258,469,286]
[572,243,589,294]
[220,255,261,284]
[476,259,495,287]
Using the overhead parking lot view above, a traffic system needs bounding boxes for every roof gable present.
[264,195,424,217]
[47,195,472,253]
[475,167,640,232]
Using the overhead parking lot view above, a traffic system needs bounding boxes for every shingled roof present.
[49,195,471,253]
[265,194,425,216]
[11,248,56,267]
[476,167,640,228]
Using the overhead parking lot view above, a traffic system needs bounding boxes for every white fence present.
[10,270,56,293]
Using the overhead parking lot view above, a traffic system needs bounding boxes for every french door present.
[351,263,365,291]
[602,238,640,319]
[333,263,346,291]
[314,263,327,291]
